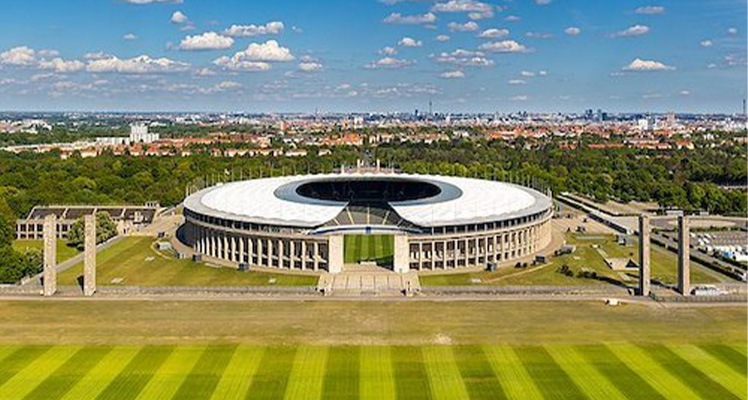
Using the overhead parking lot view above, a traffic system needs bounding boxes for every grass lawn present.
[12,240,81,264]
[0,300,743,399]
[421,233,731,287]
[56,237,317,287]
[344,235,394,266]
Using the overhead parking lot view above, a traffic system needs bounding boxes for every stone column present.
[301,241,307,270]
[418,242,423,270]
[313,242,320,271]
[278,239,285,268]
[638,215,651,296]
[257,238,264,266]
[289,240,296,269]
[238,236,245,264]
[267,239,274,267]
[677,215,691,296]
[43,215,57,297]
[83,214,96,297]
[393,235,409,273]
[328,235,344,274]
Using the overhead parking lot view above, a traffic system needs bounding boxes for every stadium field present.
[344,234,394,266]
[0,343,744,400]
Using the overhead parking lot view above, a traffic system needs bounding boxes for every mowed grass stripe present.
[24,346,112,400]
[545,346,627,400]
[60,347,141,400]
[0,346,80,400]
[360,346,395,400]
[210,347,264,400]
[245,347,297,400]
[482,346,543,400]
[283,346,328,400]
[515,345,586,400]
[576,344,666,400]
[422,346,470,400]
[642,344,740,400]
[322,347,359,400]
[134,346,205,400]
[0,346,51,388]
[0,346,17,364]
[669,344,747,399]
[453,345,507,400]
[391,346,430,400]
[608,344,701,400]
[95,345,174,400]
[732,344,748,356]
[171,344,236,400]
[699,344,747,375]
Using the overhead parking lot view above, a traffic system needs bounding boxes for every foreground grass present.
[421,233,729,287]
[57,237,318,287]
[12,240,80,264]
[344,235,394,265]
[0,342,744,400]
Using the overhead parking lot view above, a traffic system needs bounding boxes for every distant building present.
[129,123,159,144]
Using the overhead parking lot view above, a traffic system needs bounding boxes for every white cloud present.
[505,15,520,22]
[383,12,437,25]
[478,28,509,38]
[525,32,553,39]
[38,58,85,73]
[538,70,548,76]
[478,40,527,53]
[680,90,691,96]
[564,26,581,36]
[398,37,423,47]
[700,40,713,47]
[366,57,413,69]
[170,11,189,24]
[216,81,241,89]
[123,33,138,40]
[0,46,36,66]
[520,70,535,77]
[221,40,294,62]
[635,6,665,15]
[195,68,217,76]
[432,0,494,16]
[622,58,674,71]
[508,79,526,85]
[727,27,738,35]
[448,21,479,32]
[440,70,465,79]
[613,25,650,38]
[178,32,234,50]
[534,0,552,4]
[298,62,323,72]
[223,22,285,37]
[380,46,398,55]
[213,58,271,72]
[511,95,528,101]
[431,49,493,67]
[435,35,451,42]
[87,55,190,74]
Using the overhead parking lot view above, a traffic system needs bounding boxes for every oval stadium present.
[181,173,553,274]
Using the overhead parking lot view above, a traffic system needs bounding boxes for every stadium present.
[181,172,554,274]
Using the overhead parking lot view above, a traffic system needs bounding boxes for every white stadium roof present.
[184,173,552,228]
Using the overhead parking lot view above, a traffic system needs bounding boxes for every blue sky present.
[0,0,744,113]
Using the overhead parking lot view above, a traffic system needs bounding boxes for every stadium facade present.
[181,173,553,274]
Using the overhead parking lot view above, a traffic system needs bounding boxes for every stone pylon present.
[43,214,57,297]
[638,214,651,297]
[677,215,691,296]
[83,214,97,297]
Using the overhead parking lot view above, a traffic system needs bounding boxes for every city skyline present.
[0,0,745,113]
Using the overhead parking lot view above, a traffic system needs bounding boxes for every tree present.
[0,246,22,284]
[67,212,118,251]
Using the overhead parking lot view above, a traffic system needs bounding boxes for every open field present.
[57,237,318,287]
[421,233,731,287]
[344,235,394,266]
[0,300,744,400]
[12,240,80,264]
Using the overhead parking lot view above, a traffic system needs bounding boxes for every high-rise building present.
[129,123,159,144]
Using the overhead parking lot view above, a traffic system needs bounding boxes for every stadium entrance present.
[343,234,394,269]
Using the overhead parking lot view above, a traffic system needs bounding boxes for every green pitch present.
[0,343,744,400]
[344,235,394,266]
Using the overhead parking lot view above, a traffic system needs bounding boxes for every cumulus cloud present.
[383,12,437,25]
[525,32,553,39]
[380,46,397,55]
[635,6,665,15]
[564,26,581,36]
[398,37,423,47]
[38,58,85,73]
[298,62,323,72]
[727,27,738,35]
[478,28,509,38]
[170,11,189,24]
[223,22,284,37]
[508,79,526,85]
[700,40,713,47]
[365,57,413,69]
[216,81,241,89]
[520,70,535,77]
[613,25,650,38]
[431,49,493,66]
[534,0,551,4]
[435,35,451,42]
[178,32,234,50]
[87,55,190,74]
[123,33,138,40]
[505,15,520,22]
[622,58,674,71]
[478,40,527,53]
[0,46,36,65]
[432,0,495,19]
[222,40,293,62]
[440,70,465,79]
[448,21,479,32]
